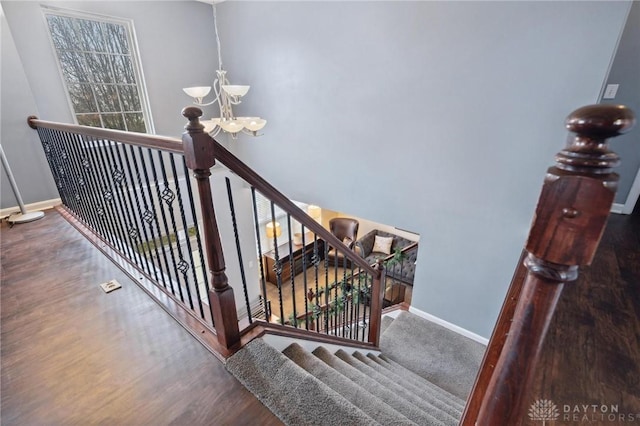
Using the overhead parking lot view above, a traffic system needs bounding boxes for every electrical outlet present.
[603,84,619,99]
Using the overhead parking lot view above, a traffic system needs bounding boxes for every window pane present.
[104,22,129,54]
[85,53,114,83]
[118,85,141,111]
[94,85,120,112]
[103,113,125,130]
[77,114,101,127]
[46,15,80,51]
[68,84,97,113]
[111,55,135,84]
[124,113,146,133]
[77,19,105,52]
[58,51,90,83]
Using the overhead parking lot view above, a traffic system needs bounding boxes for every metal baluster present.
[270,201,285,325]
[153,150,185,301]
[148,150,180,296]
[54,130,91,227]
[226,177,252,324]
[169,153,197,312]
[361,271,369,341]
[286,214,297,327]
[349,262,356,339]
[184,159,209,294]
[324,241,329,334]
[301,225,309,330]
[88,136,137,262]
[313,234,320,333]
[251,187,269,323]
[36,128,67,208]
[104,138,153,276]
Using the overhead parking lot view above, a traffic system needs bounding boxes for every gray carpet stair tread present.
[313,346,447,426]
[226,339,377,426]
[380,315,395,336]
[368,354,466,410]
[379,311,485,399]
[353,351,464,417]
[283,343,415,426]
[335,350,459,425]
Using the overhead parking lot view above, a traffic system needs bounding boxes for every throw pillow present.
[372,235,393,255]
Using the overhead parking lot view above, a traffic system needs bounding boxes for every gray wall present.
[599,1,639,206]
[1,0,217,209]
[215,1,631,337]
[1,6,58,208]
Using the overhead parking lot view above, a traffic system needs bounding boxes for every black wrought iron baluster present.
[47,129,76,214]
[361,272,370,341]
[152,150,184,300]
[89,137,137,256]
[313,234,320,333]
[48,128,74,209]
[105,138,153,276]
[72,135,118,250]
[342,255,348,338]
[52,130,88,224]
[36,128,67,208]
[269,201,285,325]
[183,158,209,294]
[251,187,269,322]
[226,177,251,324]
[62,131,105,241]
[324,242,329,334]
[349,262,356,340]
[286,214,297,328]
[145,150,180,296]
[301,225,309,330]
[117,144,161,284]
[169,153,198,312]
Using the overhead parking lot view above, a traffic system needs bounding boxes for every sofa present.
[355,229,418,286]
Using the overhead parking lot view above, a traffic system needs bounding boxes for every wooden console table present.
[262,239,325,285]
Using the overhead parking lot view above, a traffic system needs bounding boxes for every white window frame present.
[42,5,155,133]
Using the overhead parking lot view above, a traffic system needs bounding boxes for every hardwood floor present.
[525,212,640,425]
[0,210,282,425]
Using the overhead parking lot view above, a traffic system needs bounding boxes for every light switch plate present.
[603,84,619,99]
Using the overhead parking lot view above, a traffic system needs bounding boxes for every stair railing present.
[460,104,636,425]
[181,107,385,348]
[28,107,385,353]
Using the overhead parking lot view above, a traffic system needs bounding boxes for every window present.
[43,7,152,133]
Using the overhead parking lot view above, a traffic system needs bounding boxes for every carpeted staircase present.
[226,311,486,425]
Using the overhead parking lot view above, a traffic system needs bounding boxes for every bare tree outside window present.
[44,9,151,133]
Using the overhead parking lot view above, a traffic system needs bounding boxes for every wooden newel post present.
[182,106,240,349]
[368,259,386,346]
[476,105,635,425]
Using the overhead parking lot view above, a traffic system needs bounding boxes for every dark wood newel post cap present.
[182,106,205,133]
[565,104,635,138]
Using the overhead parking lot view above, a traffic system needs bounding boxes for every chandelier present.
[182,4,266,138]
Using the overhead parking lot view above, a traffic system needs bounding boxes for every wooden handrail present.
[462,104,636,425]
[27,116,184,154]
[210,133,378,276]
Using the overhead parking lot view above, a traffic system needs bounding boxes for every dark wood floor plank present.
[1,210,281,426]
[525,212,640,425]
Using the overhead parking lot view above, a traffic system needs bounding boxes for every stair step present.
[226,339,377,426]
[313,346,448,425]
[353,351,465,417]
[335,349,459,425]
[283,343,415,426]
[380,311,485,399]
[368,354,466,410]
[380,315,395,336]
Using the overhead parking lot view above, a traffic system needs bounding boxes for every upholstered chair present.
[326,218,359,267]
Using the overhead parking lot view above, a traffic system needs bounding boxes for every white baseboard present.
[0,198,61,218]
[407,306,489,346]
[611,203,624,214]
